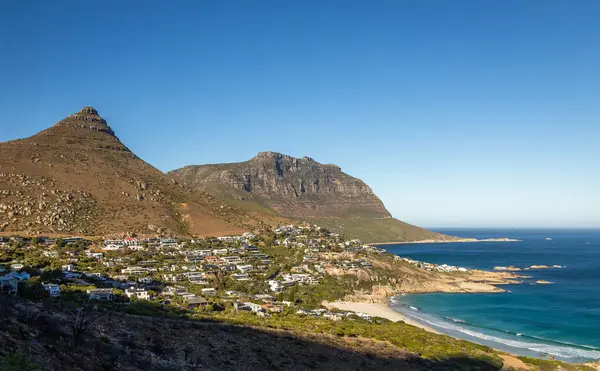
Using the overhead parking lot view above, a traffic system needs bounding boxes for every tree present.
[286,285,298,303]
[21,276,46,300]
[71,299,110,348]
[40,269,64,282]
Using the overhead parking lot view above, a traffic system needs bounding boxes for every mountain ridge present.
[169,152,452,243]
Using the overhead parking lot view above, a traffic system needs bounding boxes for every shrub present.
[0,353,38,371]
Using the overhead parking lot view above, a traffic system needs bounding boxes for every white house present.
[125,287,151,300]
[237,264,253,273]
[357,312,372,321]
[86,252,104,259]
[242,302,263,313]
[62,264,75,272]
[268,280,284,293]
[159,238,178,248]
[232,273,250,281]
[43,283,61,297]
[103,240,124,250]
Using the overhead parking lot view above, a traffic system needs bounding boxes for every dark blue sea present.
[383,229,600,363]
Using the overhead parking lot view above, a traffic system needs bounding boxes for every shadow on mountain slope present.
[0,297,502,371]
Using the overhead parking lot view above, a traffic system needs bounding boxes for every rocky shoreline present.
[339,268,526,304]
[494,264,564,271]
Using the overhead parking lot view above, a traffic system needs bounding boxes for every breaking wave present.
[392,303,600,361]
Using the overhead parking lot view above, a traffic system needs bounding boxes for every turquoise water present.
[383,229,600,363]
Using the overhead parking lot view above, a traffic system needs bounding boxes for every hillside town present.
[0,224,394,322]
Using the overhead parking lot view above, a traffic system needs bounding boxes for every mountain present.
[169,152,451,243]
[0,107,280,236]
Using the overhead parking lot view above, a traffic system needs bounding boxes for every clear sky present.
[1,1,598,228]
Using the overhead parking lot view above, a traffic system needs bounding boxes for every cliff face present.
[0,107,279,236]
[171,151,390,219]
[169,152,451,243]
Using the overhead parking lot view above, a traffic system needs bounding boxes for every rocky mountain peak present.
[54,106,115,136]
[251,151,319,166]
[79,106,99,115]
[0,107,263,237]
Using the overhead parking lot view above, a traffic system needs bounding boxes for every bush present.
[517,356,596,371]
[0,353,38,371]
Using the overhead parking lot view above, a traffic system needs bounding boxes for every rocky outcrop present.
[171,151,389,219]
[169,152,452,243]
[54,106,116,136]
[325,256,525,304]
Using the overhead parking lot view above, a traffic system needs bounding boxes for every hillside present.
[0,107,281,237]
[0,297,505,371]
[169,152,452,243]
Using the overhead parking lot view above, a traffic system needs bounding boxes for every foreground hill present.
[2,297,583,370]
[0,297,504,371]
[169,152,452,243]
[0,107,280,237]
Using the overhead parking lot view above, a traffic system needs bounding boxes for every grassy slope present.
[314,217,454,243]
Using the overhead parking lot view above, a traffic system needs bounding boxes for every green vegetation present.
[202,311,504,369]
[517,356,596,371]
[0,353,38,371]
[285,275,372,308]
[316,217,445,243]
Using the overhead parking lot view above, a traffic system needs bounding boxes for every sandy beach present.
[324,300,440,334]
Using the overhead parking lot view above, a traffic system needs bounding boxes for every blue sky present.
[1,1,598,228]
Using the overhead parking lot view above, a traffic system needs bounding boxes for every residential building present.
[62,264,75,272]
[87,288,114,301]
[204,256,223,265]
[4,271,30,281]
[43,283,61,297]
[268,280,284,292]
[0,276,17,295]
[160,238,178,248]
[221,256,243,265]
[238,302,263,313]
[261,303,283,313]
[232,273,250,281]
[162,286,188,296]
[201,288,217,296]
[125,287,151,300]
[357,312,372,321]
[237,264,253,273]
[185,296,208,310]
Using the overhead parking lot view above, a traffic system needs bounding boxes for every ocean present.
[383,229,600,363]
